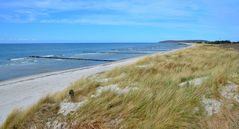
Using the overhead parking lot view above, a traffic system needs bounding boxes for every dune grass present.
[1,44,239,129]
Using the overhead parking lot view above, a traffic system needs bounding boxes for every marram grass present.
[1,44,239,129]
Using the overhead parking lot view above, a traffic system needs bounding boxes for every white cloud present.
[0,0,205,25]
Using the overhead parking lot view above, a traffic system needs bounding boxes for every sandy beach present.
[0,44,193,125]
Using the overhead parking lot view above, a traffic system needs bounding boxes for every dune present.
[0,44,193,125]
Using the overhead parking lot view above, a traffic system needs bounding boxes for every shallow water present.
[0,43,188,81]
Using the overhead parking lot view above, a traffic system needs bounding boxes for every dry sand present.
[0,44,194,124]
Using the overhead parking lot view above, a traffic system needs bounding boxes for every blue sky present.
[0,0,238,43]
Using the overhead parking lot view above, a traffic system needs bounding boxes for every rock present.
[220,82,239,103]
[46,120,69,129]
[202,96,222,116]
[58,101,87,116]
[179,77,208,87]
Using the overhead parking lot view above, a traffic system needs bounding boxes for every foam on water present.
[42,55,55,57]
[6,57,38,66]
[10,57,26,61]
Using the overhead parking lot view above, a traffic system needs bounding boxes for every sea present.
[0,43,189,81]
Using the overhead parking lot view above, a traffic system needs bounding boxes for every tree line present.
[197,40,239,44]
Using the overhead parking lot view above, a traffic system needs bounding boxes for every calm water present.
[0,43,188,81]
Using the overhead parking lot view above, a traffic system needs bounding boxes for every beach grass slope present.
[1,44,239,129]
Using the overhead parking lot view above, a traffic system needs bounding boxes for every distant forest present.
[199,40,239,44]
[160,40,239,44]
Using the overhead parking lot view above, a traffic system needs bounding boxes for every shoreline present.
[0,43,194,124]
[0,43,192,86]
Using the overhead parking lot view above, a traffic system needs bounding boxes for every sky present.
[0,0,238,43]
